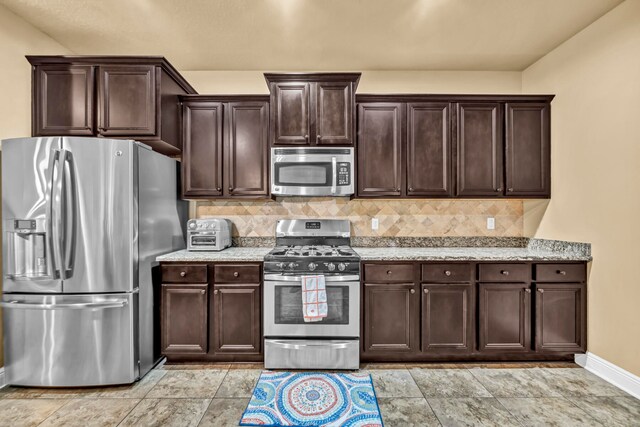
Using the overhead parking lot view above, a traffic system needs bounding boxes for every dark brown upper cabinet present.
[407,102,452,196]
[181,95,269,199]
[455,102,503,197]
[506,102,551,197]
[357,102,404,197]
[28,56,196,156]
[265,73,360,146]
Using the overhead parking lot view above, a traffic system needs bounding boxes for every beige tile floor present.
[0,362,639,426]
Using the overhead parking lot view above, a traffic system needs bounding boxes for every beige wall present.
[522,0,640,376]
[0,3,72,368]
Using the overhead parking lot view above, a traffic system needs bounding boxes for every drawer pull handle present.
[525,289,531,293]
[444,270,452,276]
[501,270,509,276]
[180,271,186,277]
[423,289,429,294]
[233,272,239,277]
[538,289,544,293]
[557,270,567,275]
[387,270,392,275]
[214,289,218,295]
[410,289,415,294]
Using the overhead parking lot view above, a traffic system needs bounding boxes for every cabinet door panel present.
[422,284,473,353]
[506,102,550,197]
[161,284,208,355]
[213,284,261,354]
[363,283,419,353]
[272,83,310,145]
[535,283,586,352]
[34,65,95,136]
[316,82,353,145]
[182,102,223,197]
[407,103,452,196]
[455,103,503,196]
[357,103,403,196]
[98,65,157,136]
[478,283,531,352]
[226,102,269,196]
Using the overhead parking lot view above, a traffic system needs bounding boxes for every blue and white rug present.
[240,371,384,426]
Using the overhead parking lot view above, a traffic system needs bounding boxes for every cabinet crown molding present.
[264,72,361,90]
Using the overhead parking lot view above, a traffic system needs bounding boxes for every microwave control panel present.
[337,163,351,186]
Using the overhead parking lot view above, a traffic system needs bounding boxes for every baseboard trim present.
[0,367,5,389]
[575,352,640,399]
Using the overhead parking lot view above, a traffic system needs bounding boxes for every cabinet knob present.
[508,188,514,192]
[444,270,452,276]
[409,187,414,192]
[538,289,544,293]
[317,135,322,140]
[496,187,503,192]
[396,188,400,192]
[233,272,239,277]
[525,289,531,293]
[557,270,567,275]
[229,186,233,192]
[410,289,415,294]
[200,290,205,295]
[216,187,221,192]
[214,289,218,295]
[501,270,509,276]
[387,270,392,275]
[423,288,429,294]
[304,134,309,140]
[180,271,186,277]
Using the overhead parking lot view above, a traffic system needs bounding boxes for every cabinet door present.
[407,103,452,196]
[357,103,403,197]
[272,82,310,145]
[478,283,531,352]
[161,284,208,355]
[422,284,473,353]
[182,102,224,197]
[535,283,586,352]
[505,102,550,197]
[363,283,419,353]
[316,82,353,145]
[212,284,261,354]
[33,65,95,136]
[455,103,503,196]
[225,102,269,197]
[98,65,157,136]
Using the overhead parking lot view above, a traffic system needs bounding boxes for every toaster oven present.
[187,219,232,251]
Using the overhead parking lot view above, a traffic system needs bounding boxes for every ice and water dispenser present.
[4,218,49,278]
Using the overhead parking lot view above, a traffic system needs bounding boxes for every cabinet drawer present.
[536,263,585,282]
[214,264,261,283]
[161,264,208,283]
[478,263,530,282]
[422,263,472,283]
[364,263,414,282]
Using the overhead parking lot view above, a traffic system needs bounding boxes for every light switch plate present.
[487,217,496,230]
[371,218,379,230]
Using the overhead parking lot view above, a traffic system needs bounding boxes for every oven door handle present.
[270,340,353,350]
[263,274,360,282]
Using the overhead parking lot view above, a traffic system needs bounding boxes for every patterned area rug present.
[240,371,384,426]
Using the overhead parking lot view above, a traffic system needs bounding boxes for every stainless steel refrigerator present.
[1,137,187,387]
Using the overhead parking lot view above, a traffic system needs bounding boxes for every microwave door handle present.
[331,156,337,194]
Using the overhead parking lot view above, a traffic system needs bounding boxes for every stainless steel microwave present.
[271,147,355,196]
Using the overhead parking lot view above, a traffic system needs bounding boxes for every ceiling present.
[0,0,623,71]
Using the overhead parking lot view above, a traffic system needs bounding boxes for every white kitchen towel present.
[301,275,328,322]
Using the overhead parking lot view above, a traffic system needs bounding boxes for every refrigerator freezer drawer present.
[1,293,138,387]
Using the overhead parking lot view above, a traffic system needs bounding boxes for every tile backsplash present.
[196,198,523,237]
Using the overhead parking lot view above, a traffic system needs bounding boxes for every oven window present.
[275,163,332,186]
[274,285,349,324]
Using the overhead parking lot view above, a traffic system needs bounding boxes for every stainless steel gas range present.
[263,219,360,370]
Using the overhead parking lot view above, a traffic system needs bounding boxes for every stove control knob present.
[288,262,296,270]
[308,262,317,271]
[189,222,196,229]
[338,263,347,271]
[276,262,286,270]
[327,263,336,272]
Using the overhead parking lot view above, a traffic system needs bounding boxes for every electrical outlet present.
[487,217,496,230]
[371,218,379,230]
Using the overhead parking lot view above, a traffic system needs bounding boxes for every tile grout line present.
[35,398,76,427]
[115,398,145,427]
[195,398,213,427]
[212,369,231,399]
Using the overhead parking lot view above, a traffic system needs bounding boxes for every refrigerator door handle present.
[63,151,77,276]
[0,299,129,310]
[47,149,64,279]
[52,149,67,279]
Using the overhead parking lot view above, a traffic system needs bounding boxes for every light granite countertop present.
[156,248,272,262]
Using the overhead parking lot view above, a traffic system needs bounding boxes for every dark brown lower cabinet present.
[535,283,586,352]
[478,283,532,352]
[422,283,473,353]
[213,284,261,355]
[363,282,420,353]
[161,284,208,355]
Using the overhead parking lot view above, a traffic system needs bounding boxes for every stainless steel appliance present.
[263,219,360,369]
[187,218,232,251]
[270,147,355,196]
[1,136,187,387]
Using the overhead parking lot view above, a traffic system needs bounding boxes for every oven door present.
[270,148,354,196]
[264,276,360,338]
